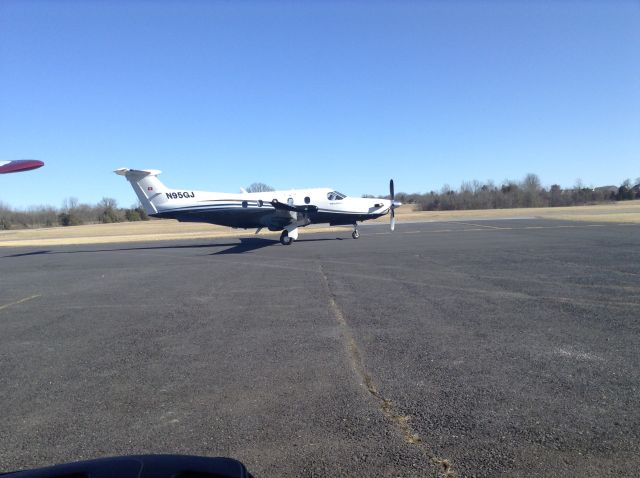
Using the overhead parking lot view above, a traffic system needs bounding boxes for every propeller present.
[389,179,401,231]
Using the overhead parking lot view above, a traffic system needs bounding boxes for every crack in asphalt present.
[319,265,456,478]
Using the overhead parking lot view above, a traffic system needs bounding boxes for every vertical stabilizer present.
[114,168,167,215]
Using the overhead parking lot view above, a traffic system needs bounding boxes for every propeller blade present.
[389,179,397,231]
[390,194,396,231]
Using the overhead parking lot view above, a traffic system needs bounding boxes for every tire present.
[352,230,360,239]
[280,230,293,245]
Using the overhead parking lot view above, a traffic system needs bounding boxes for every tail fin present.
[114,168,168,215]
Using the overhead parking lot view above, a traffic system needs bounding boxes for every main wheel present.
[280,230,293,245]
[352,230,360,239]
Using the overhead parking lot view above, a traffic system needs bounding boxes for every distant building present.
[594,185,618,194]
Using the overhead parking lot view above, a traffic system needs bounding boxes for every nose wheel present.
[352,225,360,239]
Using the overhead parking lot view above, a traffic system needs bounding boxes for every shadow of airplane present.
[2,243,235,258]
[2,250,52,258]
[211,237,278,254]
[2,236,344,258]
[210,237,342,255]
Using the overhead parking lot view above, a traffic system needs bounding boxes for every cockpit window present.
[327,191,346,201]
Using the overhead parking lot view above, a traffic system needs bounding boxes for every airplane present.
[115,168,401,245]
[0,159,44,174]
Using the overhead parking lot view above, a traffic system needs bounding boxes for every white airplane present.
[115,168,401,245]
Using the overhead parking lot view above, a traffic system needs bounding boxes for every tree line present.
[383,174,640,211]
[1,175,638,230]
[0,197,148,230]
[0,182,274,230]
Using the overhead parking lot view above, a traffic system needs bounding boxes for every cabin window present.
[304,196,310,204]
[242,201,248,208]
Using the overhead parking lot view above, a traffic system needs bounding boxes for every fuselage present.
[114,168,398,240]
[152,187,392,230]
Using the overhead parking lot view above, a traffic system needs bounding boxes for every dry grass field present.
[1,200,638,247]
[380,200,640,224]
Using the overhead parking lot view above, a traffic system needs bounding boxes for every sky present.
[1,0,639,209]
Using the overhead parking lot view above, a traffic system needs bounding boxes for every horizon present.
[1,171,638,212]
[1,1,638,209]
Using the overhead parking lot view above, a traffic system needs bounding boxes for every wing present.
[0,159,44,174]
[269,199,318,213]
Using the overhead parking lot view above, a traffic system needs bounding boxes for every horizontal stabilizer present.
[114,168,162,177]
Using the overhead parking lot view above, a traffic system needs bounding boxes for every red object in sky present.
[0,159,45,174]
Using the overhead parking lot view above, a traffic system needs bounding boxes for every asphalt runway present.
[1,219,639,477]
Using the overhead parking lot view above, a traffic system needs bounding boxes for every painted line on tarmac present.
[450,221,505,230]
[395,223,635,236]
[0,294,41,312]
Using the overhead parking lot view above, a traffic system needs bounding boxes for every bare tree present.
[98,197,118,209]
[549,184,563,207]
[62,197,79,212]
[246,182,275,192]
[617,179,634,200]
[97,197,121,223]
[522,173,542,207]
[523,173,541,191]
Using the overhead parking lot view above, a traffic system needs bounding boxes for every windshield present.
[327,191,346,201]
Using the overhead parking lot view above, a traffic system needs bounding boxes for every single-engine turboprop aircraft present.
[115,168,401,245]
[0,159,44,174]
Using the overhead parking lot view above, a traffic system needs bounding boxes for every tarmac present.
[1,219,639,477]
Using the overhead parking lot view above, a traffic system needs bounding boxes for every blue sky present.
[1,0,638,209]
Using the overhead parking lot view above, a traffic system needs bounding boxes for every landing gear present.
[280,230,293,245]
[280,225,299,245]
[352,224,360,239]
